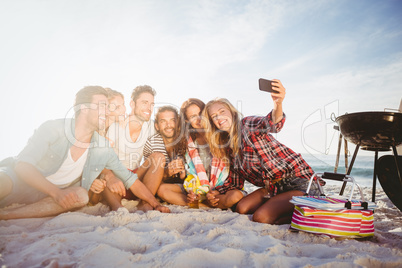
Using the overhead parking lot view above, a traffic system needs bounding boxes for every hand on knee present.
[75,187,89,206]
[56,187,89,210]
[65,187,89,209]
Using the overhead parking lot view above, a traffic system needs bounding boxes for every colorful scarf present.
[183,136,228,195]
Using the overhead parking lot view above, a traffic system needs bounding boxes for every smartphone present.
[259,78,278,93]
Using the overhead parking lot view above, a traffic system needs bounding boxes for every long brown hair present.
[155,105,187,156]
[202,98,241,159]
[179,98,206,142]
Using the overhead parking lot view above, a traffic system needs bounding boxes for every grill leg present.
[340,143,360,195]
[372,150,378,202]
[334,133,343,173]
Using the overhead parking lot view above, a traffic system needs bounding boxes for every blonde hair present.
[202,98,241,159]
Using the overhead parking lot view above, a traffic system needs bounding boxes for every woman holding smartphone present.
[202,80,321,224]
[157,98,244,209]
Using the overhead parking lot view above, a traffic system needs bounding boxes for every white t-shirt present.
[107,120,155,170]
[46,148,88,188]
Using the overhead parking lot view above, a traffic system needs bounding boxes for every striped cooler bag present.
[290,172,376,238]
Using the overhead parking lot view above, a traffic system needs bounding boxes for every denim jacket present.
[1,118,137,190]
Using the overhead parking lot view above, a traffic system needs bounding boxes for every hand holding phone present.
[259,78,279,93]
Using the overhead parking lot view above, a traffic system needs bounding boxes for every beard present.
[133,107,151,122]
[160,127,176,139]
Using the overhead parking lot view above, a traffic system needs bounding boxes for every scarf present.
[186,136,228,192]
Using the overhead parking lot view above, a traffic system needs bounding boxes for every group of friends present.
[0,80,321,224]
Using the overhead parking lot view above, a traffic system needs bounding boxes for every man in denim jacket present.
[0,86,169,220]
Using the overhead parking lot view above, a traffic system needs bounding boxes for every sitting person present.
[102,105,184,212]
[98,85,166,212]
[88,87,127,205]
[144,105,188,184]
[202,79,320,224]
[157,99,244,209]
[0,86,169,220]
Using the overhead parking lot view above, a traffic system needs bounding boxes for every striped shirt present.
[143,133,170,164]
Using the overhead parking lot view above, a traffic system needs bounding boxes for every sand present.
[0,184,401,268]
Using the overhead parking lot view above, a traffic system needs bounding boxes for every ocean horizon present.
[301,153,384,188]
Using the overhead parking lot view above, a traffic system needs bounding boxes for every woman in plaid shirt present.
[202,79,320,224]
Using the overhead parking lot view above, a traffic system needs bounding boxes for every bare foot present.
[136,200,153,212]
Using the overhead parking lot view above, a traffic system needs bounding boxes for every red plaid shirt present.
[215,111,314,194]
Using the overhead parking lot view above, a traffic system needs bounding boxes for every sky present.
[0,0,401,164]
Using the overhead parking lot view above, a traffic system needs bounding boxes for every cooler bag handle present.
[305,172,368,209]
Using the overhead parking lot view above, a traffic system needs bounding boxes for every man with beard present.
[143,106,187,184]
[0,86,169,220]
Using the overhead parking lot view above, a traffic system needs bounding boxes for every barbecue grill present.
[334,111,402,203]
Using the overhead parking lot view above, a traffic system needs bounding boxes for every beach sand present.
[1,184,401,267]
